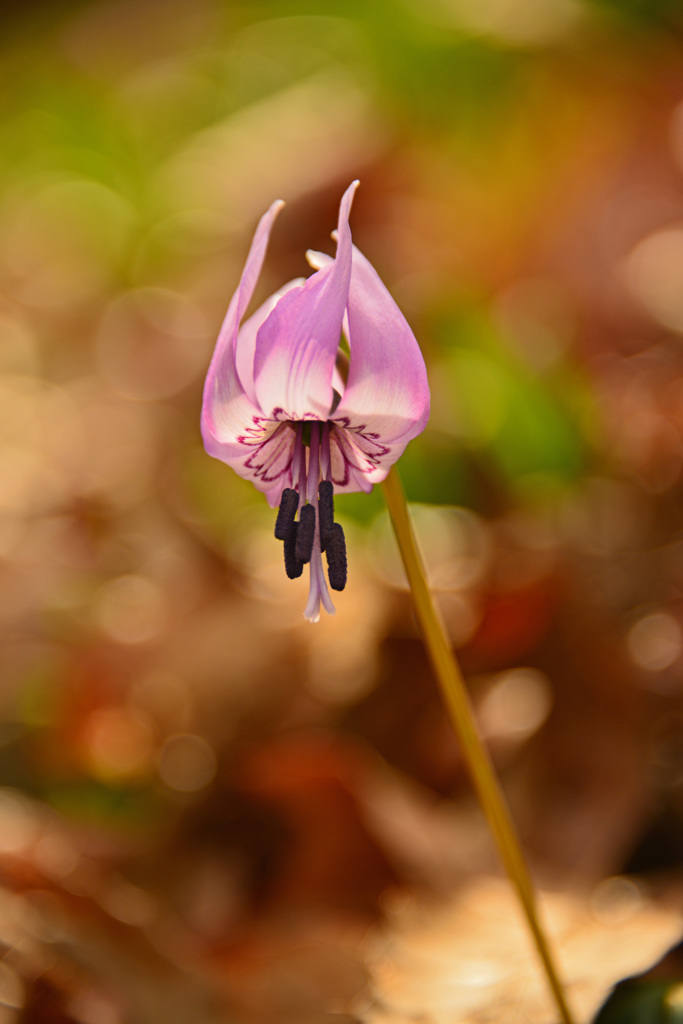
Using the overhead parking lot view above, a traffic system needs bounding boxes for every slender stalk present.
[382,466,575,1024]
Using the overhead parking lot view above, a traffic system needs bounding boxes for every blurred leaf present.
[583,0,683,32]
[444,310,586,490]
[393,436,475,507]
[362,878,683,1024]
[44,780,163,831]
[180,440,262,541]
[593,979,683,1024]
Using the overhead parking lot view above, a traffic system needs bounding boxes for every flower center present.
[273,421,347,621]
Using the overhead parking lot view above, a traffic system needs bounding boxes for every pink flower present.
[201,181,430,620]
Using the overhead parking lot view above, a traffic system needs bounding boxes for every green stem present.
[382,466,575,1024]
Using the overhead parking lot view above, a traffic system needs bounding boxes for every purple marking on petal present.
[243,421,295,484]
[235,413,281,447]
[333,415,391,464]
[325,422,383,494]
[207,407,298,501]
[252,182,359,422]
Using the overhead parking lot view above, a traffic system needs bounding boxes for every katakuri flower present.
[201,181,430,621]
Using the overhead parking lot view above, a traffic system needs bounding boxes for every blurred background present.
[2,0,683,1020]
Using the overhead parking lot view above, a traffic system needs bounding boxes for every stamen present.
[325,522,347,591]
[274,487,299,540]
[295,503,316,563]
[277,420,340,618]
[304,534,336,620]
[307,421,320,503]
[318,480,334,552]
[321,421,331,481]
[284,526,304,579]
[293,421,307,494]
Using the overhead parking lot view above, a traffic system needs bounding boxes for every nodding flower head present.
[201,181,430,621]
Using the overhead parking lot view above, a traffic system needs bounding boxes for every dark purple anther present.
[295,503,316,564]
[284,526,304,579]
[318,480,334,552]
[325,522,347,591]
[275,487,299,540]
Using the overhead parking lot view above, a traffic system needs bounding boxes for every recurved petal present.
[252,181,359,422]
[201,200,283,455]
[333,242,430,453]
[235,278,305,404]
